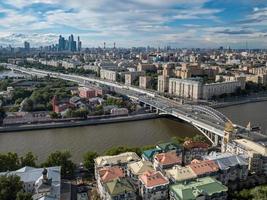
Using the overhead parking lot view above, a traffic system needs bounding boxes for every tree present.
[105,146,141,156]
[0,175,23,200]
[20,152,37,168]
[0,152,20,172]
[42,151,75,178]
[16,191,32,200]
[192,134,208,142]
[0,107,6,125]
[83,151,98,171]
[21,98,34,112]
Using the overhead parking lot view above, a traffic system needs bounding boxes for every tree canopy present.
[83,151,98,171]
[0,175,32,200]
[42,151,75,178]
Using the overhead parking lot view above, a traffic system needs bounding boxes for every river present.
[0,100,266,163]
[0,118,199,163]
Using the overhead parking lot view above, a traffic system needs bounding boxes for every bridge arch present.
[189,105,231,123]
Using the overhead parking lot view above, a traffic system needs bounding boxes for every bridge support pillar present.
[214,135,219,146]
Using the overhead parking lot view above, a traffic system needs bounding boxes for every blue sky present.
[0,0,267,48]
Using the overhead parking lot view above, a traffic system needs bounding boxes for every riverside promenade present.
[0,113,158,133]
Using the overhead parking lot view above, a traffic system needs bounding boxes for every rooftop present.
[98,166,125,183]
[104,178,135,196]
[127,160,154,176]
[156,142,181,152]
[170,177,228,200]
[234,139,267,156]
[142,148,161,160]
[139,171,169,188]
[0,166,61,200]
[154,151,182,166]
[94,152,140,168]
[188,160,219,176]
[203,152,248,170]
[165,165,197,182]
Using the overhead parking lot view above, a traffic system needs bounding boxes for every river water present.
[0,94,266,163]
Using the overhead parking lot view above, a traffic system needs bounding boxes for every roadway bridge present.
[5,64,252,146]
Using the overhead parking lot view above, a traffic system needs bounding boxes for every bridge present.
[4,64,260,146]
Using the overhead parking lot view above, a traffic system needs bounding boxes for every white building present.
[168,78,202,100]
[0,166,61,200]
[100,69,117,82]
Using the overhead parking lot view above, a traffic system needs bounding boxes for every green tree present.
[83,151,98,171]
[192,134,208,142]
[0,107,6,125]
[20,152,37,168]
[250,185,267,200]
[42,151,75,178]
[0,175,23,200]
[21,98,34,112]
[0,152,20,172]
[105,146,141,156]
[16,191,32,200]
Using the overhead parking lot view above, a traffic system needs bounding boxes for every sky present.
[0,0,267,48]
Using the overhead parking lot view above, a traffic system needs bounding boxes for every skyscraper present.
[24,41,30,52]
[58,35,65,51]
[78,36,82,52]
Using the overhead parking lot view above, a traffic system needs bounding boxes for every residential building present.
[154,151,182,171]
[124,71,144,85]
[96,166,125,199]
[127,160,154,187]
[169,177,228,200]
[168,78,242,100]
[94,152,140,175]
[157,75,169,93]
[142,148,162,162]
[100,69,117,81]
[102,178,136,200]
[224,139,267,175]
[203,152,248,185]
[139,76,151,89]
[0,166,61,200]
[188,159,219,178]
[183,140,209,164]
[139,171,169,200]
[110,108,129,116]
[78,87,96,99]
[165,165,197,184]
[168,78,202,100]
[156,142,182,154]
[202,80,242,99]
[137,63,156,72]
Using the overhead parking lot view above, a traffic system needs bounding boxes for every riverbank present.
[0,113,158,133]
[211,96,267,109]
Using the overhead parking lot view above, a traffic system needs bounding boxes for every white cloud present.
[0,0,266,48]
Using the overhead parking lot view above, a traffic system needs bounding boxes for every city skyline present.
[0,0,267,48]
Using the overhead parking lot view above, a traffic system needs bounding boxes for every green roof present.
[170,177,228,200]
[104,178,135,196]
[142,148,161,160]
[157,142,181,152]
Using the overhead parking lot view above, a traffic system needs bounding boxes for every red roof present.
[183,140,209,150]
[154,151,182,165]
[139,171,169,187]
[98,166,125,183]
[188,160,219,176]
